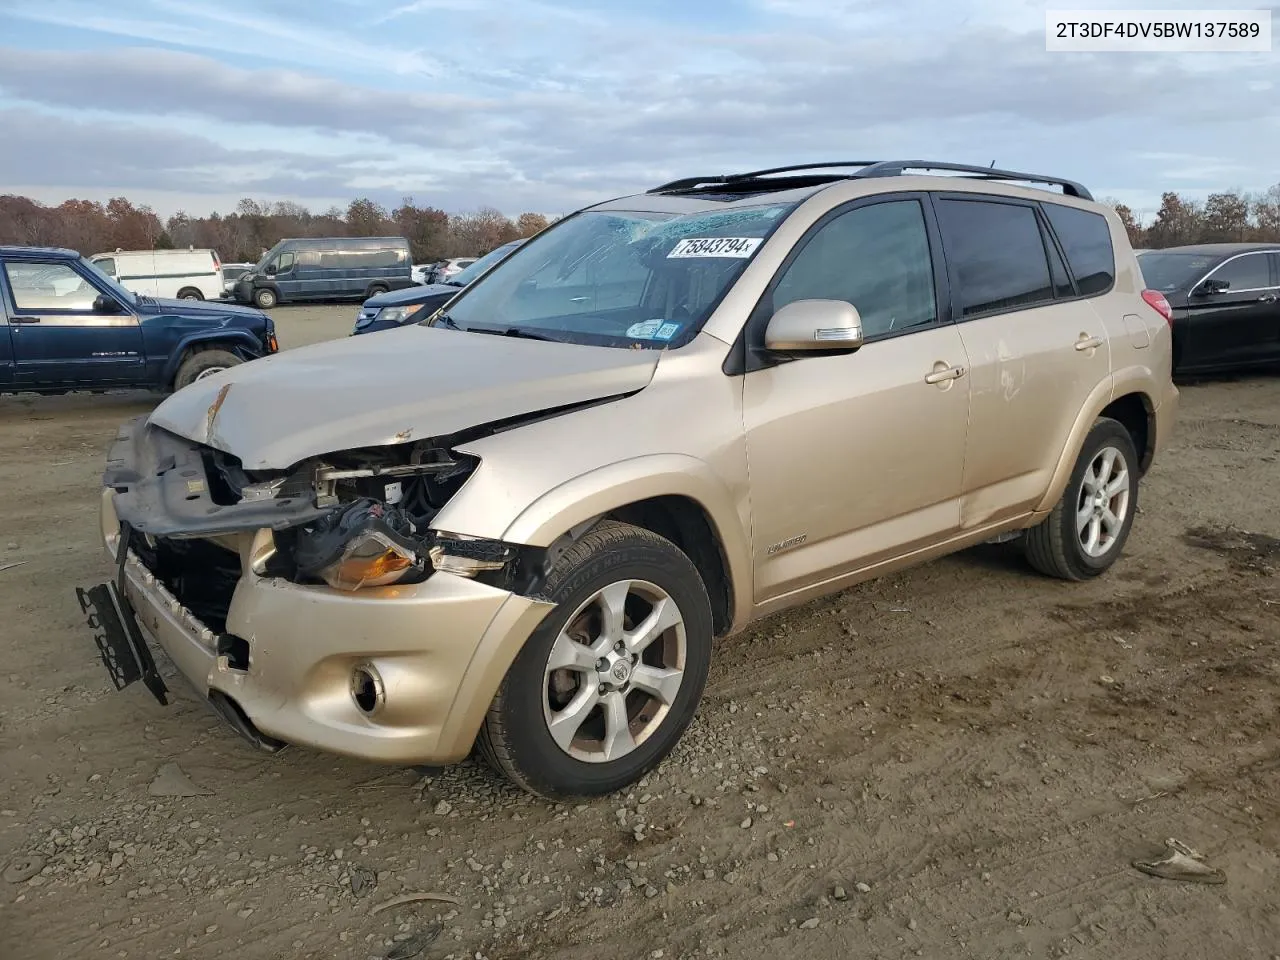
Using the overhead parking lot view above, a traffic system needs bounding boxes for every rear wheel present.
[1024,417,1139,580]
[253,287,278,309]
[367,283,389,298]
[177,287,203,301]
[478,521,714,798]
[173,348,242,390]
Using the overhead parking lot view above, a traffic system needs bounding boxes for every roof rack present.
[646,160,1093,201]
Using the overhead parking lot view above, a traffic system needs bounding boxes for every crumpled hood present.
[147,324,660,469]
[365,282,462,309]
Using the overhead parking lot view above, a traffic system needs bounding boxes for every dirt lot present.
[1,305,1277,960]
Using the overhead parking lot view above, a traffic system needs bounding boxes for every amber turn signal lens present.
[319,535,418,591]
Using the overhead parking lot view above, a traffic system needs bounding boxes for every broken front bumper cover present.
[81,422,557,765]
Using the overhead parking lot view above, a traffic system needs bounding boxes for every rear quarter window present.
[1042,203,1115,297]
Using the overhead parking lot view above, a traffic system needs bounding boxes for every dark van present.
[234,237,413,309]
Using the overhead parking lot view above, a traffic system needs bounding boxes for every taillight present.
[1141,289,1173,326]
[212,252,222,270]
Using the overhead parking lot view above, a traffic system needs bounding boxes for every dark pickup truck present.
[1,246,278,394]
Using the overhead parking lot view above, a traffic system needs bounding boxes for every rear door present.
[1183,251,1277,369]
[933,194,1114,528]
[1,258,145,385]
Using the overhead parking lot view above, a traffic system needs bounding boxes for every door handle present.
[1074,335,1104,351]
[10,316,41,324]
[1259,294,1278,303]
[924,364,966,384]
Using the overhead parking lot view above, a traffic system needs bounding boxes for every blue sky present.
[0,0,1276,220]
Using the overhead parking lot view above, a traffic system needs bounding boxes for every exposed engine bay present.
[104,415,544,632]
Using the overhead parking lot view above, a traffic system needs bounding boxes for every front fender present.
[161,330,264,386]
[434,453,755,631]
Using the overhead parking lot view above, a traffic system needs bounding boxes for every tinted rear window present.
[935,199,1053,318]
[1136,252,1218,293]
[1043,204,1115,296]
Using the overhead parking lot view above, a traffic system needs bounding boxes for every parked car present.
[220,262,254,297]
[429,257,477,284]
[353,239,526,335]
[411,264,434,285]
[232,237,414,309]
[90,248,224,301]
[1,246,278,393]
[79,160,1177,798]
[1136,244,1280,375]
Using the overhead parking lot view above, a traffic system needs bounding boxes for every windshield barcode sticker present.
[667,237,762,258]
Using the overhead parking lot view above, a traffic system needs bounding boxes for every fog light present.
[350,663,385,717]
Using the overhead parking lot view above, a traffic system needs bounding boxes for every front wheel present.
[253,287,278,309]
[173,348,243,390]
[478,521,714,798]
[177,287,204,301]
[1024,417,1139,580]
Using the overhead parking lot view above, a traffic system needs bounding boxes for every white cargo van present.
[90,248,224,301]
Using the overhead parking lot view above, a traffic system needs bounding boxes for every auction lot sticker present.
[667,237,762,258]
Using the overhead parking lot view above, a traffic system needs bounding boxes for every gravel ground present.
[1,306,1277,960]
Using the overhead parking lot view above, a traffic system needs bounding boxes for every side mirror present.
[764,299,864,353]
[92,294,120,314]
[1194,278,1228,296]
[265,263,278,275]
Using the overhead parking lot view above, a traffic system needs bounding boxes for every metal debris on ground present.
[384,923,443,960]
[3,854,46,883]
[370,891,462,915]
[148,762,212,798]
[1132,838,1226,885]
[0,560,28,574]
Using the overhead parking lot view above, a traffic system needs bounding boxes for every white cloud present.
[0,0,1276,216]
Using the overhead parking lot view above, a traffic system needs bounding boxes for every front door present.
[1184,251,1278,369]
[742,196,970,603]
[1,259,145,385]
[270,251,300,302]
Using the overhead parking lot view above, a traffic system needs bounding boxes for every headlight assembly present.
[377,305,420,325]
[293,500,427,591]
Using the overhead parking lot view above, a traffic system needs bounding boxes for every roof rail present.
[854,161,1093,200]
[647,160,1092,201]
[647,162,880,194]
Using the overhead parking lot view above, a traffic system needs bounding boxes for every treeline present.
[1107,185,1280,247]
[0,195,553,264]
[3,183,1280,264]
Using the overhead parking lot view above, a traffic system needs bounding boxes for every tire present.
[478,520,714,799]
[173,348,243,391]
[253,287,278,309]
[177,287,204,301]
[367,283,389,298]
[1024,417,1140,581]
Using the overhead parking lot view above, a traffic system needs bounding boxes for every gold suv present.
[79,161,1178,798]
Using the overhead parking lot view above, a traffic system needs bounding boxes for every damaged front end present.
[79,414,544,712]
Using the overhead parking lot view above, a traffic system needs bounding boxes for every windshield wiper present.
[443,279,466,287]
[465,325,560,342]
[432,313,464,330]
